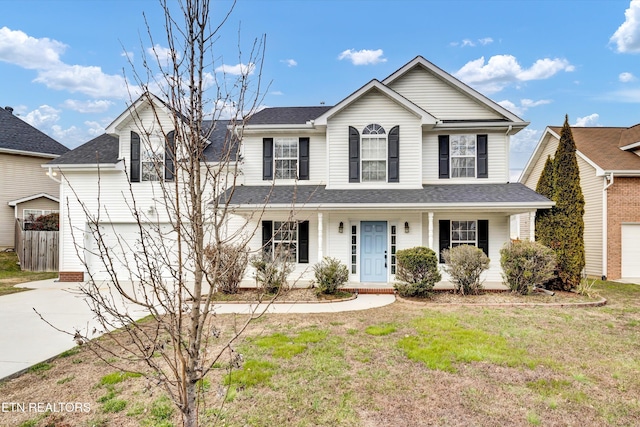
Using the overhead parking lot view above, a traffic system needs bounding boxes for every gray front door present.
[361,221,387,282]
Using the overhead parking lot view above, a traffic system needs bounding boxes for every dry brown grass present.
[1,281,638,427]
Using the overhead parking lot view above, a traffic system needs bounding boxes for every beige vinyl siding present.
[0,153,60,247]
[523,133,558,190]
[387,67,503,120]
[326,89,423,189]
[427,212,509,283]
[577,156,604,277]
[422,131,509,184]
[241,133,325,185]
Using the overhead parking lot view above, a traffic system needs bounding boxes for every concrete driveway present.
[0,279,395,380]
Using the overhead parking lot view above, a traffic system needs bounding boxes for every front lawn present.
[1,280,639,426]
[0,252,58,296]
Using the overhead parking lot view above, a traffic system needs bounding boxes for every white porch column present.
[529,211,536,241]
[317,212,323,261]
[428,212,434,250]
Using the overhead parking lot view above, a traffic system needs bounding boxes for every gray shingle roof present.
[48,134,119,165]
[223,184,552,207]
[248,106,333,125]
[0,106,68,156]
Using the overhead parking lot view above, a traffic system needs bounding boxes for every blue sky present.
[2,0,640,177]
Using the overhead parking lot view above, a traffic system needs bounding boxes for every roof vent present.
[4,106,13,114]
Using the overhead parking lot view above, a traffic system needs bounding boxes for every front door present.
[361,221,388,282]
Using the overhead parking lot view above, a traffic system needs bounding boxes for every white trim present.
[0,148,59,158]
[619,141,640,151]
[8,193,59,207]
[314,80,437,127]
[230,202,555,212]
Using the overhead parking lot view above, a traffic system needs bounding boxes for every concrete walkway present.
[0,279,395,380]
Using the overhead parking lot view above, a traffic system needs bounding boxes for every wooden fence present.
[15,219,59,272]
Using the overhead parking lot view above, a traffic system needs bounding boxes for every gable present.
[387,66,504,121]
[328,88,423,126]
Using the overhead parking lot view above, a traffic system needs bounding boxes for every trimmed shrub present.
[313,257,349,295]
[250,255,293,294]
[204,243,249,294]
[500,240,557,295]
[394,246,441,298]
[442,245,489,295]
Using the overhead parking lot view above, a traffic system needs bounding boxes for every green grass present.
[28,362,52,374]
[397,312,530,372]
[99,371,142,386]
[223,359,277,388]
[102,398,127,413]
[252,328,328,359]
[365,323,397,336]
[0,252,57,296]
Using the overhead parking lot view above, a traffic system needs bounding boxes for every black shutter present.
[263,138,273,180]
[388,126,399,183]
[439,220,450,263]
[130,131,140,183]
[478,219,489,256]
[261,220,273,256]
[165,131,175,181]
[477,134,488,179]
[348,126,360,183]
[438,135,449,179]
[299,137,309,180]
[298,220,309,264]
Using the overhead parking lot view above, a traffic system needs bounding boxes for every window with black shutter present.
[165,131,175,181]
[261,220,309,264]
[130,131,141,183]
[348,126,360,182]
[388,125,399,182]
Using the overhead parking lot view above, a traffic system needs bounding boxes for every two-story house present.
[1,105,68,249]
[50,56,552,284]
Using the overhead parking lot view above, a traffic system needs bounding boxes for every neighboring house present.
[0,106,68,249]
[50,56,552,284]
[519,124,640,280]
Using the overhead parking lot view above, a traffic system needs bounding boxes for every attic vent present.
[4,106,13,114]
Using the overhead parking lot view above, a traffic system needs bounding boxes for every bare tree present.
[54,1,275,426]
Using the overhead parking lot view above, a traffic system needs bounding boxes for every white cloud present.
[214,62,256,75]
[22,105,61,128]
[610,0,640,53]
[147,44,180,65]
[451,37,494,47]
[62,99,113,113]
[270,90,284,96]
[510,128,543,174]
[619,71,636,82]
[281,59,297,67]
[121,51,134,62]
[34,64,132,98]
[498,98,551,116]
[338,49,386,65]
[0,27,139,99]
[454,55,574,93]
[573,113,600,127]
[0,26,65,69]
[606,88,640,101]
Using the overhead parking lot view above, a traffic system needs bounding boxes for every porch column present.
[529,211,536,241]
[428,212,434,250]
[317,212,323,261]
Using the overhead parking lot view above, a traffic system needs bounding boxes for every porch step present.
[343,287,395,295]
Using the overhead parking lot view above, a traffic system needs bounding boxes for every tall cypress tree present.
[535,155,555,247]
[551,115,585,290]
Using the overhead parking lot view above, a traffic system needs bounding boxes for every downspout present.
[602,172,614,280]
[505,125,512,182]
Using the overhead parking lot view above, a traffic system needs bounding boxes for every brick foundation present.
[59,271,85,282]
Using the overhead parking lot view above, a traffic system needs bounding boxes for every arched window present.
[361,124,386,182]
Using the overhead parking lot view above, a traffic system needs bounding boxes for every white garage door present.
[86,223,177,281]
[621,224,640,278]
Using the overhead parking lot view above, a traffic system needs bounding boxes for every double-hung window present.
[261,220,309,264]
[273,221,297,262]
[361,124,387,182]
[451,220,477,247]
[450,135,476,178]
[274,138,298,179]
[130,131,175,182]
[23,209,58,230]
[141,134,164,182]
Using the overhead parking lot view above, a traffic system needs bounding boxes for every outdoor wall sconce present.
[404,221,410,233]
[148,206,155,215]
[339,221,344,233]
